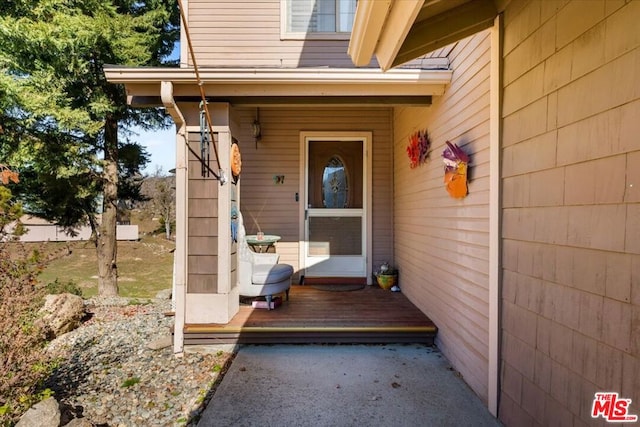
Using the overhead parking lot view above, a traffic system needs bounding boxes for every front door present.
[301,132,371,279]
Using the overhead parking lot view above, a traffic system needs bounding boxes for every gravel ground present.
[45,297,234,427]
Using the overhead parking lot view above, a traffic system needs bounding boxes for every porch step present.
[183,325,436,345]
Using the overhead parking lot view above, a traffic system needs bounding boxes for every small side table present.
[245,235,281,253]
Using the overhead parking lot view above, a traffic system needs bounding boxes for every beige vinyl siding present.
[187,0,359,68]
[233,106,393,277]
[393,31,491,402]
[499,1,640,425]
[187,132,219,293]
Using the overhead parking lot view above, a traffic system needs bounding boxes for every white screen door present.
[301,133,369,278]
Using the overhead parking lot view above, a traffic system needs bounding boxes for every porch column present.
[183,102,239,324]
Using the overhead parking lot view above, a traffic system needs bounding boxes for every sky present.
[134,45,180,176]
[134,124,177,175]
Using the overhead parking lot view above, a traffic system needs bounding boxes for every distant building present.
[7,215,138,242]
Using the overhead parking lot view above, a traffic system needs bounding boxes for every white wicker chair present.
[237,212,292,309]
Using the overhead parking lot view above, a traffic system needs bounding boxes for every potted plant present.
[374,262,399,291]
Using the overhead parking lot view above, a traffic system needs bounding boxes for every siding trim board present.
[488,15,502,417]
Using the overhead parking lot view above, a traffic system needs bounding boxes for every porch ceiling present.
[349,0,506,71]
[104,66,453,107]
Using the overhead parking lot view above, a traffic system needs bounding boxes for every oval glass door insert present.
[322,156,348,208]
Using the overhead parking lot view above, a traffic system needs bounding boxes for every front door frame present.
[299,131,373,284]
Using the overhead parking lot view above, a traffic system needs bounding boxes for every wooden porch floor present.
[183,284,437,345]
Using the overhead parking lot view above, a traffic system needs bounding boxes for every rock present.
[38,293,85,338]
[154,289,172,300]
[65,418,93,427]
[16,397,60,427]
[147,335,172,350]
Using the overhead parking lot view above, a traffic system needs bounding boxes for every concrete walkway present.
[197,344,501,427]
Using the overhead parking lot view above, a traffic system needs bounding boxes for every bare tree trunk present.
[165,207,171,239]
[97,114,119,296]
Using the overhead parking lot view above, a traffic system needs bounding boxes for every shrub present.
[121,377,141,388]
[0,168,58,424]
[0,243,54,425]
[45,278,82,297]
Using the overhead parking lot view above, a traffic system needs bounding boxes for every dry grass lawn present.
[36,232,175,299]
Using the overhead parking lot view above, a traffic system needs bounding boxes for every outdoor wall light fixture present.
[252,108,262,148]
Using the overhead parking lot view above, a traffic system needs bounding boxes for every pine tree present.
[0,0,179,295]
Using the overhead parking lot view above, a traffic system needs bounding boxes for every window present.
[322,156,349,208]
[282,0,356,40]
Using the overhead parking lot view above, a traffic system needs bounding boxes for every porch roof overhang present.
[104,66,453,107]
[348,0,504,71]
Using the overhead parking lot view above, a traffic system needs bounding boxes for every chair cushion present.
[252,263,294,285]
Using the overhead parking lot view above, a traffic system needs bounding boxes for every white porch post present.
[161,81,187,354]
[488,14,503,417]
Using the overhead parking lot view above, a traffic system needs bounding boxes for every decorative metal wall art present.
[406,129,431,169]
[442,141,469,199]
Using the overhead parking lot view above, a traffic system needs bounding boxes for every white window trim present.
[280,0,353,41]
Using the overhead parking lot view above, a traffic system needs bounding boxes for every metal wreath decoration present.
[406,130,431,168]
[230,141,242,183]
